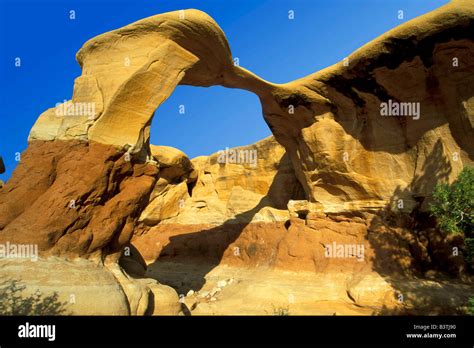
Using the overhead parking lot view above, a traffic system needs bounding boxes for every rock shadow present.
[367,139,473,314]
[145,153,304,295]
[0,278,69,315]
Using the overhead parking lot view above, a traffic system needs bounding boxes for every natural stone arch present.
[83,9,276,153]
[28,9,321,200]
[28,2,474,211]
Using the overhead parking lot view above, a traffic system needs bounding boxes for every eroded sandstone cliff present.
[0,0,473,315]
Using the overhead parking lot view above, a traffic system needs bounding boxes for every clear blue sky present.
[0,0,448,181]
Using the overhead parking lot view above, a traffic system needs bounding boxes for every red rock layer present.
[132,212,466,277]
[0,140,158,258]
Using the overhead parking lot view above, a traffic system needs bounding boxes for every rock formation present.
[0,0,473,315]
[0,156,4,189]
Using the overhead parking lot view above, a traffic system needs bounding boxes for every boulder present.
[0,258,130,315]
[150,145,195,180]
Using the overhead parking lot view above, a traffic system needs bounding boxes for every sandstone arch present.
[65,9,274,153]
[2,0,473,260]
[30,2,474,209]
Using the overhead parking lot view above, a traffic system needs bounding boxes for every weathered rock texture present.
[140,136,304,227]
[0,140,158,258]
[0,258,181,315]
[27,1,473,214]
[0,0,473,315]
[4,0,471,256]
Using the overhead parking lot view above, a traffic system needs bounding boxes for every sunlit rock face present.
[27,2,473,219]
[1,0,473,315]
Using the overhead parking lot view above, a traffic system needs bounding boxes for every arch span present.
[29,2,474,209]
[82,9,277,152]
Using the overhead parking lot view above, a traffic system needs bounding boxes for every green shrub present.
[429,166,474,273]
[465,238,474,267]
[429,166,473,236]
[468,297,474,315]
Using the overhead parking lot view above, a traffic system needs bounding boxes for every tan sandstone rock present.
[25,2,473,216]
[0,258,130,315]
[1,1,473,316]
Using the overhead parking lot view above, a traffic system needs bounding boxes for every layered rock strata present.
[0,0,473,315]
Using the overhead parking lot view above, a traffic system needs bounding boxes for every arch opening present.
[149,85,271,160]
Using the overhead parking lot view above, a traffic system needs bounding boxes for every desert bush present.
[465,238,474,267]
[429,166,473,236]
[468,297,474,315]
[429,166,473,271]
